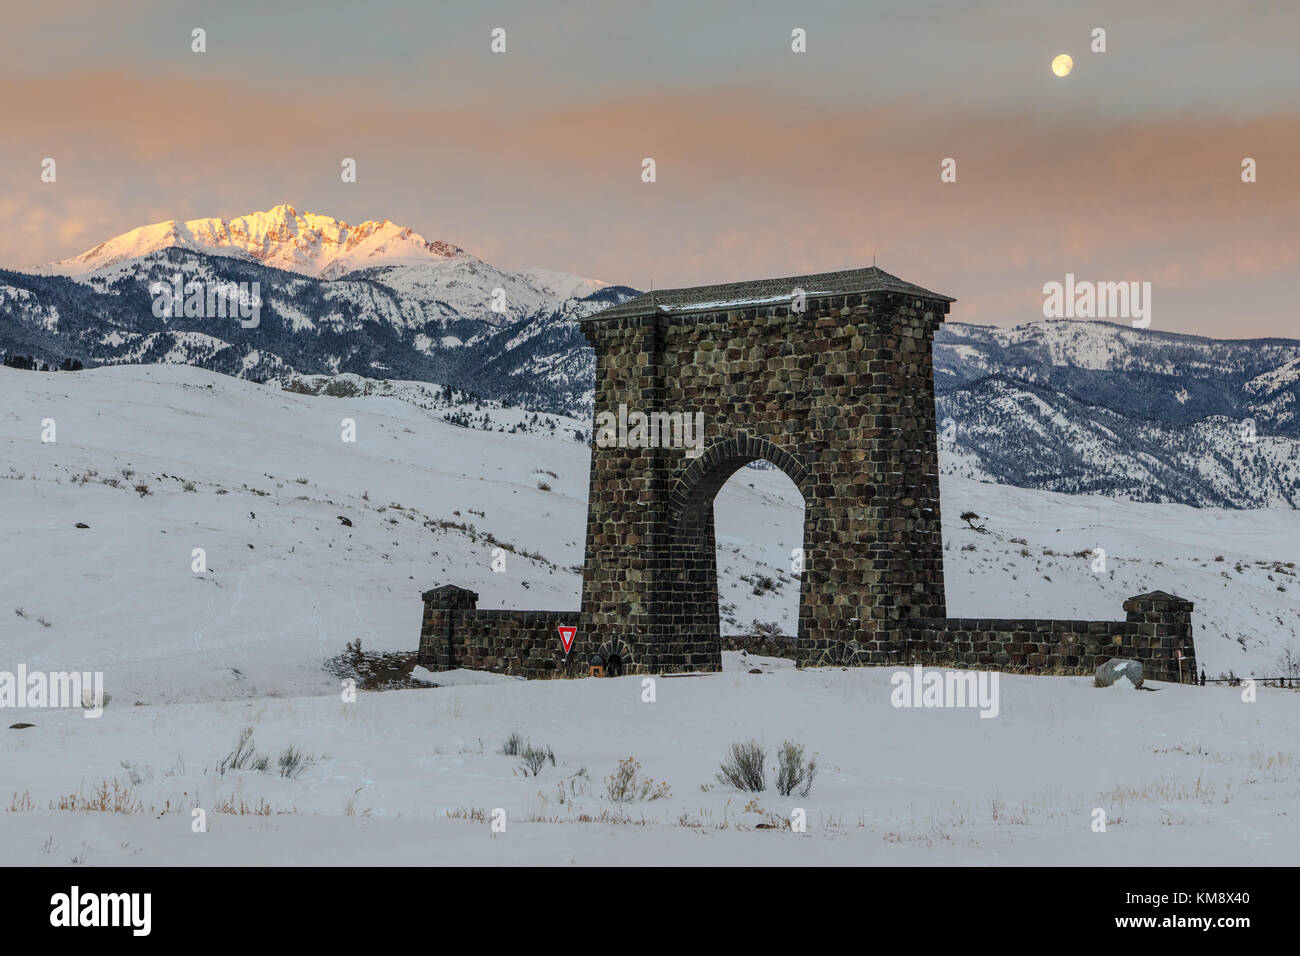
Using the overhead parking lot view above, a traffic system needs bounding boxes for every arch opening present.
[667,439,811,665]
[714,460,806,653]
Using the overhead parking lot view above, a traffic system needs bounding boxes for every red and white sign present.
[557,626,577,654]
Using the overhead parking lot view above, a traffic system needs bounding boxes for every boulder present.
[1095,658,1144,689]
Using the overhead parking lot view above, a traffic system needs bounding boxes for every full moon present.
[1051,53,1073,77]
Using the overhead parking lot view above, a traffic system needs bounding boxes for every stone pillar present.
[1123,590,1196,683]
[578,312,675,667]
[418,584,479,669]
[801,292,950,660]
[874,295,947,628]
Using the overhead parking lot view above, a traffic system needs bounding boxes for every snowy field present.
[2,657,1296,865]
[1,364,1298,865]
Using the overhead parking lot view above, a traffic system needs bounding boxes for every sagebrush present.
[717,740,766,792]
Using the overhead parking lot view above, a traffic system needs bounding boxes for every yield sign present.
[557,626,577,654]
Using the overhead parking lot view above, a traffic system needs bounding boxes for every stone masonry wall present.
[419,586,1197,684]
[798,591,1197,683]
[578,290,950,673]
[418,586,582,679]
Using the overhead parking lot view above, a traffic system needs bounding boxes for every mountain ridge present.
[4,211,1299,509]
[41,203,467,278]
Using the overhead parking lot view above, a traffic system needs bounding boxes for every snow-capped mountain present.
[6,206,636,416]
[517,268,611,301]
[932,321,1300,508]
[38,204,612,329]
[5,210,1300,509]
[936,320,1300,434]
[937,375,1300,507]
[2,249,629,416]
[40,204,466,279]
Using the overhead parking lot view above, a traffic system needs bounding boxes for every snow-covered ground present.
[1,364,1297,865]
[2,657,1296,865]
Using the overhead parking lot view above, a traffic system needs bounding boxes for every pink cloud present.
[2,73,1297,337]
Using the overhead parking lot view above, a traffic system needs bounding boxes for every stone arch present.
[593,636,637,676]
[576,266,955,673]
[668,435,810,536]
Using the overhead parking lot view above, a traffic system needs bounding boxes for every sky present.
[2,0,1298,338]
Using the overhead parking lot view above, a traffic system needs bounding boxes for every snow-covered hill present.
[1,363,1295,708]
[2,246,634,416]
[2,362,1297,866]
[932,320,1300,507]
[939,375,1300,507]
[937,320,1300,435]
[6,214,1300,508]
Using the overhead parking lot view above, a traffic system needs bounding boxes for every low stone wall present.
[797,591,1197,684]
[904,618,1142,672]
[418,586,581,678]
[419,585,1197,684]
